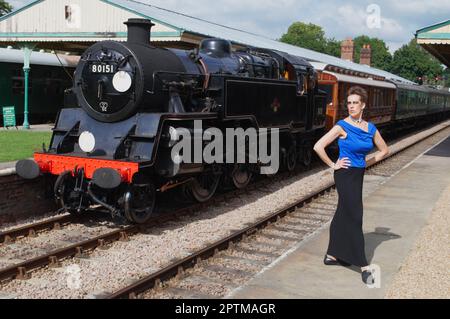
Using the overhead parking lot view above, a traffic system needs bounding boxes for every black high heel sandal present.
[324,255,340,266]
[324,255,351,266]
[323,255,351,267]
[362,270,375,285]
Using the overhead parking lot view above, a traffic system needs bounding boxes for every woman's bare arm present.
[313,126,350,170]
[366,130,390,166]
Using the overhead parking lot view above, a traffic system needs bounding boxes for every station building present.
[0,0,413,82]
[417,20,450,68]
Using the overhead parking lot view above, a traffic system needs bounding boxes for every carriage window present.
[320,84,333,105]
[12,78,32,95]
[339,83,348,108]
[375,89,379,107]
[367,87,373,108]
[11,69,22,77]
[400,90,407,106]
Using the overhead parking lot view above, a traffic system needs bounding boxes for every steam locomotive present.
[16,19,327,223]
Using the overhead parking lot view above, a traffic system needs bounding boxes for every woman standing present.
[313,86,390,284]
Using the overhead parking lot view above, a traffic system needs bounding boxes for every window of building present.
[65,4,81,28]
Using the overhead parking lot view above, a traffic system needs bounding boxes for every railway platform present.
[0,124,53,132]
[229,135,450,299]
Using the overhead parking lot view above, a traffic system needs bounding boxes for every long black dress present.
[327,168,368,267]
[326,120,377,267]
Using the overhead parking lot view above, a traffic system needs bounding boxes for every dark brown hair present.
[347,86,368,104]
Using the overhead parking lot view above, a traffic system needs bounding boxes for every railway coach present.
[0,47,77,126]
[313,62,450,132]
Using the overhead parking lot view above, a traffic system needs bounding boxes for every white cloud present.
[389,0,450,14]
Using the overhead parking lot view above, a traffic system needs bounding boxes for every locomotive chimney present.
[124,18,155,44]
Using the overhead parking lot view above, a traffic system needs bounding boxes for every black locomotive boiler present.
[16,19,327,223]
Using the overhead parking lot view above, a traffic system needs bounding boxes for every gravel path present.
[385,184,450,299]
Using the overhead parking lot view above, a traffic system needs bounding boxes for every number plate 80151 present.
[91,64,115,74]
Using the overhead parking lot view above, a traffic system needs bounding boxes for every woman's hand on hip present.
[333,158,351,170]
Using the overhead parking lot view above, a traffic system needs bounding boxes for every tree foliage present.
[389,39,444,83]
[324,38,341,58]
[0,0,12,17]
[280,22,448,86]
[444,68,450,88]
[353,36,392,71]
[280,22,340,57]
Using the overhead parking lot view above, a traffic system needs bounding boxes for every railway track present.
[107,121,450,299]
[0,214,73,245]
[0,163,304,284]
[0,121,448,294]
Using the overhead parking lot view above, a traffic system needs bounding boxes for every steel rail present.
[0,214,74,245]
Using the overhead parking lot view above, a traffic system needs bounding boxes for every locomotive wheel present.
[176,182,197,203]
[231,164,252,189]
[186,173,221,203]
[301,144,313,169]
[285,145,297,172]
[54,171,83,215]
[124,182,156,224]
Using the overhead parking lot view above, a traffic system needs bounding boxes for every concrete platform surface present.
[229,137,450,299]
[0,161,19,171]
[0,124,53,132]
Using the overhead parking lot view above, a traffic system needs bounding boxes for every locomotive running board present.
[34,153,139,184]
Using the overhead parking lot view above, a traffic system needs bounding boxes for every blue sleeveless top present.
[337,120,377,168]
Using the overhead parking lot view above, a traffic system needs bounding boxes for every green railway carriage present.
[427,90,446,114]
[395,84,450,122]
[395,84,430,120]
[0,48,77,126]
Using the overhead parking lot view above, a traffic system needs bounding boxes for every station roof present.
[107,0,414,84]
[0,0,414,84]
[0,47,79,67]
[416,20,450,67]
[327,71,397,89]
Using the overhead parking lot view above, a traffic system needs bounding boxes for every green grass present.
[0,131,52,163]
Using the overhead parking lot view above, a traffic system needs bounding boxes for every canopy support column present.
[20,43,37,129]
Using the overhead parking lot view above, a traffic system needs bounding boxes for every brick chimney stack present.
[360,44,372,66]
[341,38,355,62]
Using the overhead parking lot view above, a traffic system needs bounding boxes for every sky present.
[7,0,450,53]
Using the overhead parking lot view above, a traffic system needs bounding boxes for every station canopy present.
[0,0,414,84]
[417,20,450,67]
